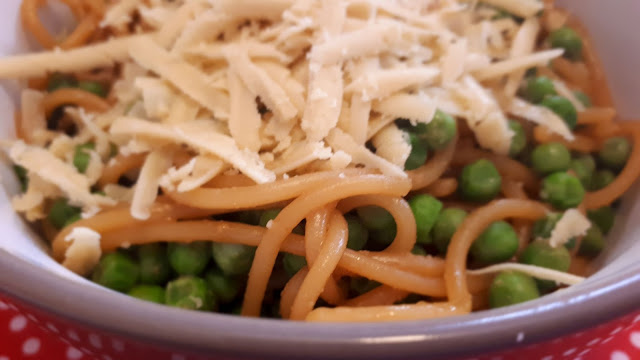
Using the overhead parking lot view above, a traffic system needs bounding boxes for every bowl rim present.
[2,248,639,359]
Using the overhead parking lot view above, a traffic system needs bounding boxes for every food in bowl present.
[1,0,638,322]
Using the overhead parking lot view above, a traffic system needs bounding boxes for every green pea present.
[573,91,592,107]
[137,243,170,285]
[282,253,307,277]
[508,120,527,157]
[519,240,571,291]
[433,208,468,254]
[369,223,397,246]
[73,143,95,174]
[356,206,395,231]
[404,132,429,170]
[417,110,457,150]
[92,252,140,292]
[205,268,242,304]
[77,81,107,98]
[531,213,562,239]
[411,245,427,256]
[524,76,557,103]
[460,159,502,202]
[409,194,443,245]
[345,215,368,251]
[489,271,540,308]
[47,73,76,92]
[128,285,165,304]
[350,277,380,295]
[587,206,615,234]
[531,143,571,174]
[13,165,28,192]
[549,27,583,60]
[598,137,631,171]
[212,243,256,276]
[165,276,215,311]
[540,96,578,130]
[570,155,596,189]
[579,225,605,258]
[540,172,585,209]
[167,242,211,276]
[48,198,81,229]
[63,213,82,228]
[592,170,615,191]
[470,221,519,265]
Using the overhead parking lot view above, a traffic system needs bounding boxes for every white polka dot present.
[0,301,9,310]
[630,332,640,349]
[587,337,601,346]
[0,355,10,360]
[562,347,577,356]
[516,332,525,343]
[579,349,591,357]
[602,336,615,344]
[22,338,41,355]
[171,354,187,360]
[9,315,27,332]
[610,326,624,336]
[66,347,83,360]
[46,322,59,333]
[79,348,92,355]
[540,355,553,360]
[26,314,38,323]
[88,334,102,349]
[633,314,640,323]
[67,330,80,342]
[111,339,125,352]
[611,351,630,360]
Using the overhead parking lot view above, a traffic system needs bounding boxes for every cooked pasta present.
[2,0,639,322]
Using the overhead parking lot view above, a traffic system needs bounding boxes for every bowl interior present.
[1,0,640,358]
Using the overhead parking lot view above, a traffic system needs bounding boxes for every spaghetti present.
[1,0,639,323]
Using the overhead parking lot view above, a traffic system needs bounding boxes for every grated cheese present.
[129,37,230,119]
[504,18,541,99]
[372,93,437,126]
[130,149,172,220]
[476,0,544,19]
[62,227,102,276]
[371,124,411,168]
[0,34,153,79]
[509,97,575,141]
[473,49,564,81]
[110,117,276,184]
[7,141,115,210]
[468,263,585,286]
[100,0,138,29]
[325,128,406,178]
[547,209,592,248]
[345,67,441,100]
[228,70,262,152]
[223,44,298,122]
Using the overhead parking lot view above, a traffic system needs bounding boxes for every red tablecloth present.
[1,292,639,360]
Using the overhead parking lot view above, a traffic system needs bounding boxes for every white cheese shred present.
[547,209,592,248]
[468,263,585,286]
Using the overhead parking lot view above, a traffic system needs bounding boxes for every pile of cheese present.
[2,0,580,223]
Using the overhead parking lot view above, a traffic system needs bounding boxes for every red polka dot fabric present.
[1,292,639,360]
